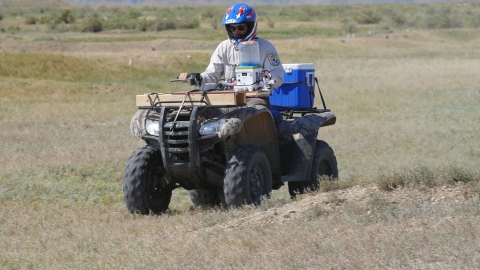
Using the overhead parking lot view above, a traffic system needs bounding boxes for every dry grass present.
[1,18,480,269]
[2,187,480,269]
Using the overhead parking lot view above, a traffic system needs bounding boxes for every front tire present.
[288,140,338,198]
[224,145,272,208]
[123,146,173,215]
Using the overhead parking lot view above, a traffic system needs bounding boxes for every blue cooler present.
[269,63,315,110]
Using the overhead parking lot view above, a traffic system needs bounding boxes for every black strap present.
[314,77,327,110]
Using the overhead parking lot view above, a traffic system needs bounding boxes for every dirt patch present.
[0,39,215,54]
[191,183,473,234]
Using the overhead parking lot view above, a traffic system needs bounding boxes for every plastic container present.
[237,41,261,67]
[269,63,315,110]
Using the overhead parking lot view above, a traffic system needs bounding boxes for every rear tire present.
[123,146,172,215]
[288,140,338,198]
[224,145,272,208]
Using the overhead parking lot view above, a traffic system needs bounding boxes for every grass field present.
[1,2,480,269]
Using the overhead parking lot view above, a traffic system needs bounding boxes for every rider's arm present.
[258,38,284,90]
[201,40,235,83]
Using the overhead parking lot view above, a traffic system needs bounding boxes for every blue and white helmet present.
[222,3,257,46]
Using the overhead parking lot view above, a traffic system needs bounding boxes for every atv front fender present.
[215,105,282,187]
[217,105,271,139]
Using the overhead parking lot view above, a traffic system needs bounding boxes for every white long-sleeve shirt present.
[201,37,284,90]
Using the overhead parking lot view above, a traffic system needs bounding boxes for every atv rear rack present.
[280,108,332,119]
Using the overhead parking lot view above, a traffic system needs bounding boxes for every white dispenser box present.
[237,41,260,67]
[234,66,263,91]
[234,41,263,91]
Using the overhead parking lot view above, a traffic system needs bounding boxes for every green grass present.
[0,164,123,206]
[0,51,209,87]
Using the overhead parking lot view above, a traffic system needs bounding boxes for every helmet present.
[222,3,257,45]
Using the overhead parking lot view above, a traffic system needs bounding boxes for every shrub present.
[59,9,75,24]
[80,15,103,33]
[151,20,176,31]
[39,9,76,27]
[136,18,149,32]
[341,18,357,34]
[266,17,275,28]
[125,7,141,19]
[405,14,422,29]
[390,10,407,27]
[48,23,72,33]
[201,8,216,20]
[423,5,463,29]
[376,165,436,191]
[469,15,480,28]
[210,18,218,30]
[75,6,95,20]
[25,16,37,25]
[178,19,199,29]
[424,13,463,29]
[354,8,382,24]
[0,12,3,21]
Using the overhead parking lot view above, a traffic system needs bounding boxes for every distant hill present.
[0,0,468,9]
[64,0,470,6]
[0,0,72,8]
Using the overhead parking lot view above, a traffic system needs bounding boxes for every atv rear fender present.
[278,112,336,183]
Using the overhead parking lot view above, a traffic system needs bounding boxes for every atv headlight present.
[199,119,228,136]
[145,119,160,136]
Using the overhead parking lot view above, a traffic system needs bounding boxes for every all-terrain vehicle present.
[123,63,338,214]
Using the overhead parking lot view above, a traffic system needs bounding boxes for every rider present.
[179,3,284,108]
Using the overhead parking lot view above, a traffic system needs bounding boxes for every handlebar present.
[170,70,276,91]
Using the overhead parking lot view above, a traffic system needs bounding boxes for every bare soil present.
[196,183,473,233]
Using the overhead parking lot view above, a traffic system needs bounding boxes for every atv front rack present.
[136,91,268,108]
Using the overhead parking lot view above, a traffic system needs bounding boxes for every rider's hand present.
[178,73,189,81]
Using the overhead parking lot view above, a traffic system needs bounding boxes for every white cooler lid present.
[282,63,314,70]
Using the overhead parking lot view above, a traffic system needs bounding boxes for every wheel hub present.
[148,167,166,197]
[250,164,262,195]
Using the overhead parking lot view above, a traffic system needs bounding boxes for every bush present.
[469,15,480,28]
[266,17,275,28]
[0,12,3,21]
[74,6,92,19]
[59,9,75,24]
[210,18,218,30]
[125,7,141,19]
[354,8,382,24]
[80,15,103,33]
[26,16,37,25]
[201,8,216,20]
[39,9,76,26]
[389,10,407,27]
[341,18,357,34]
[136,18,149,32]
[424,13,463,29]
[47,23,72,33]
[178,19,199,29]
